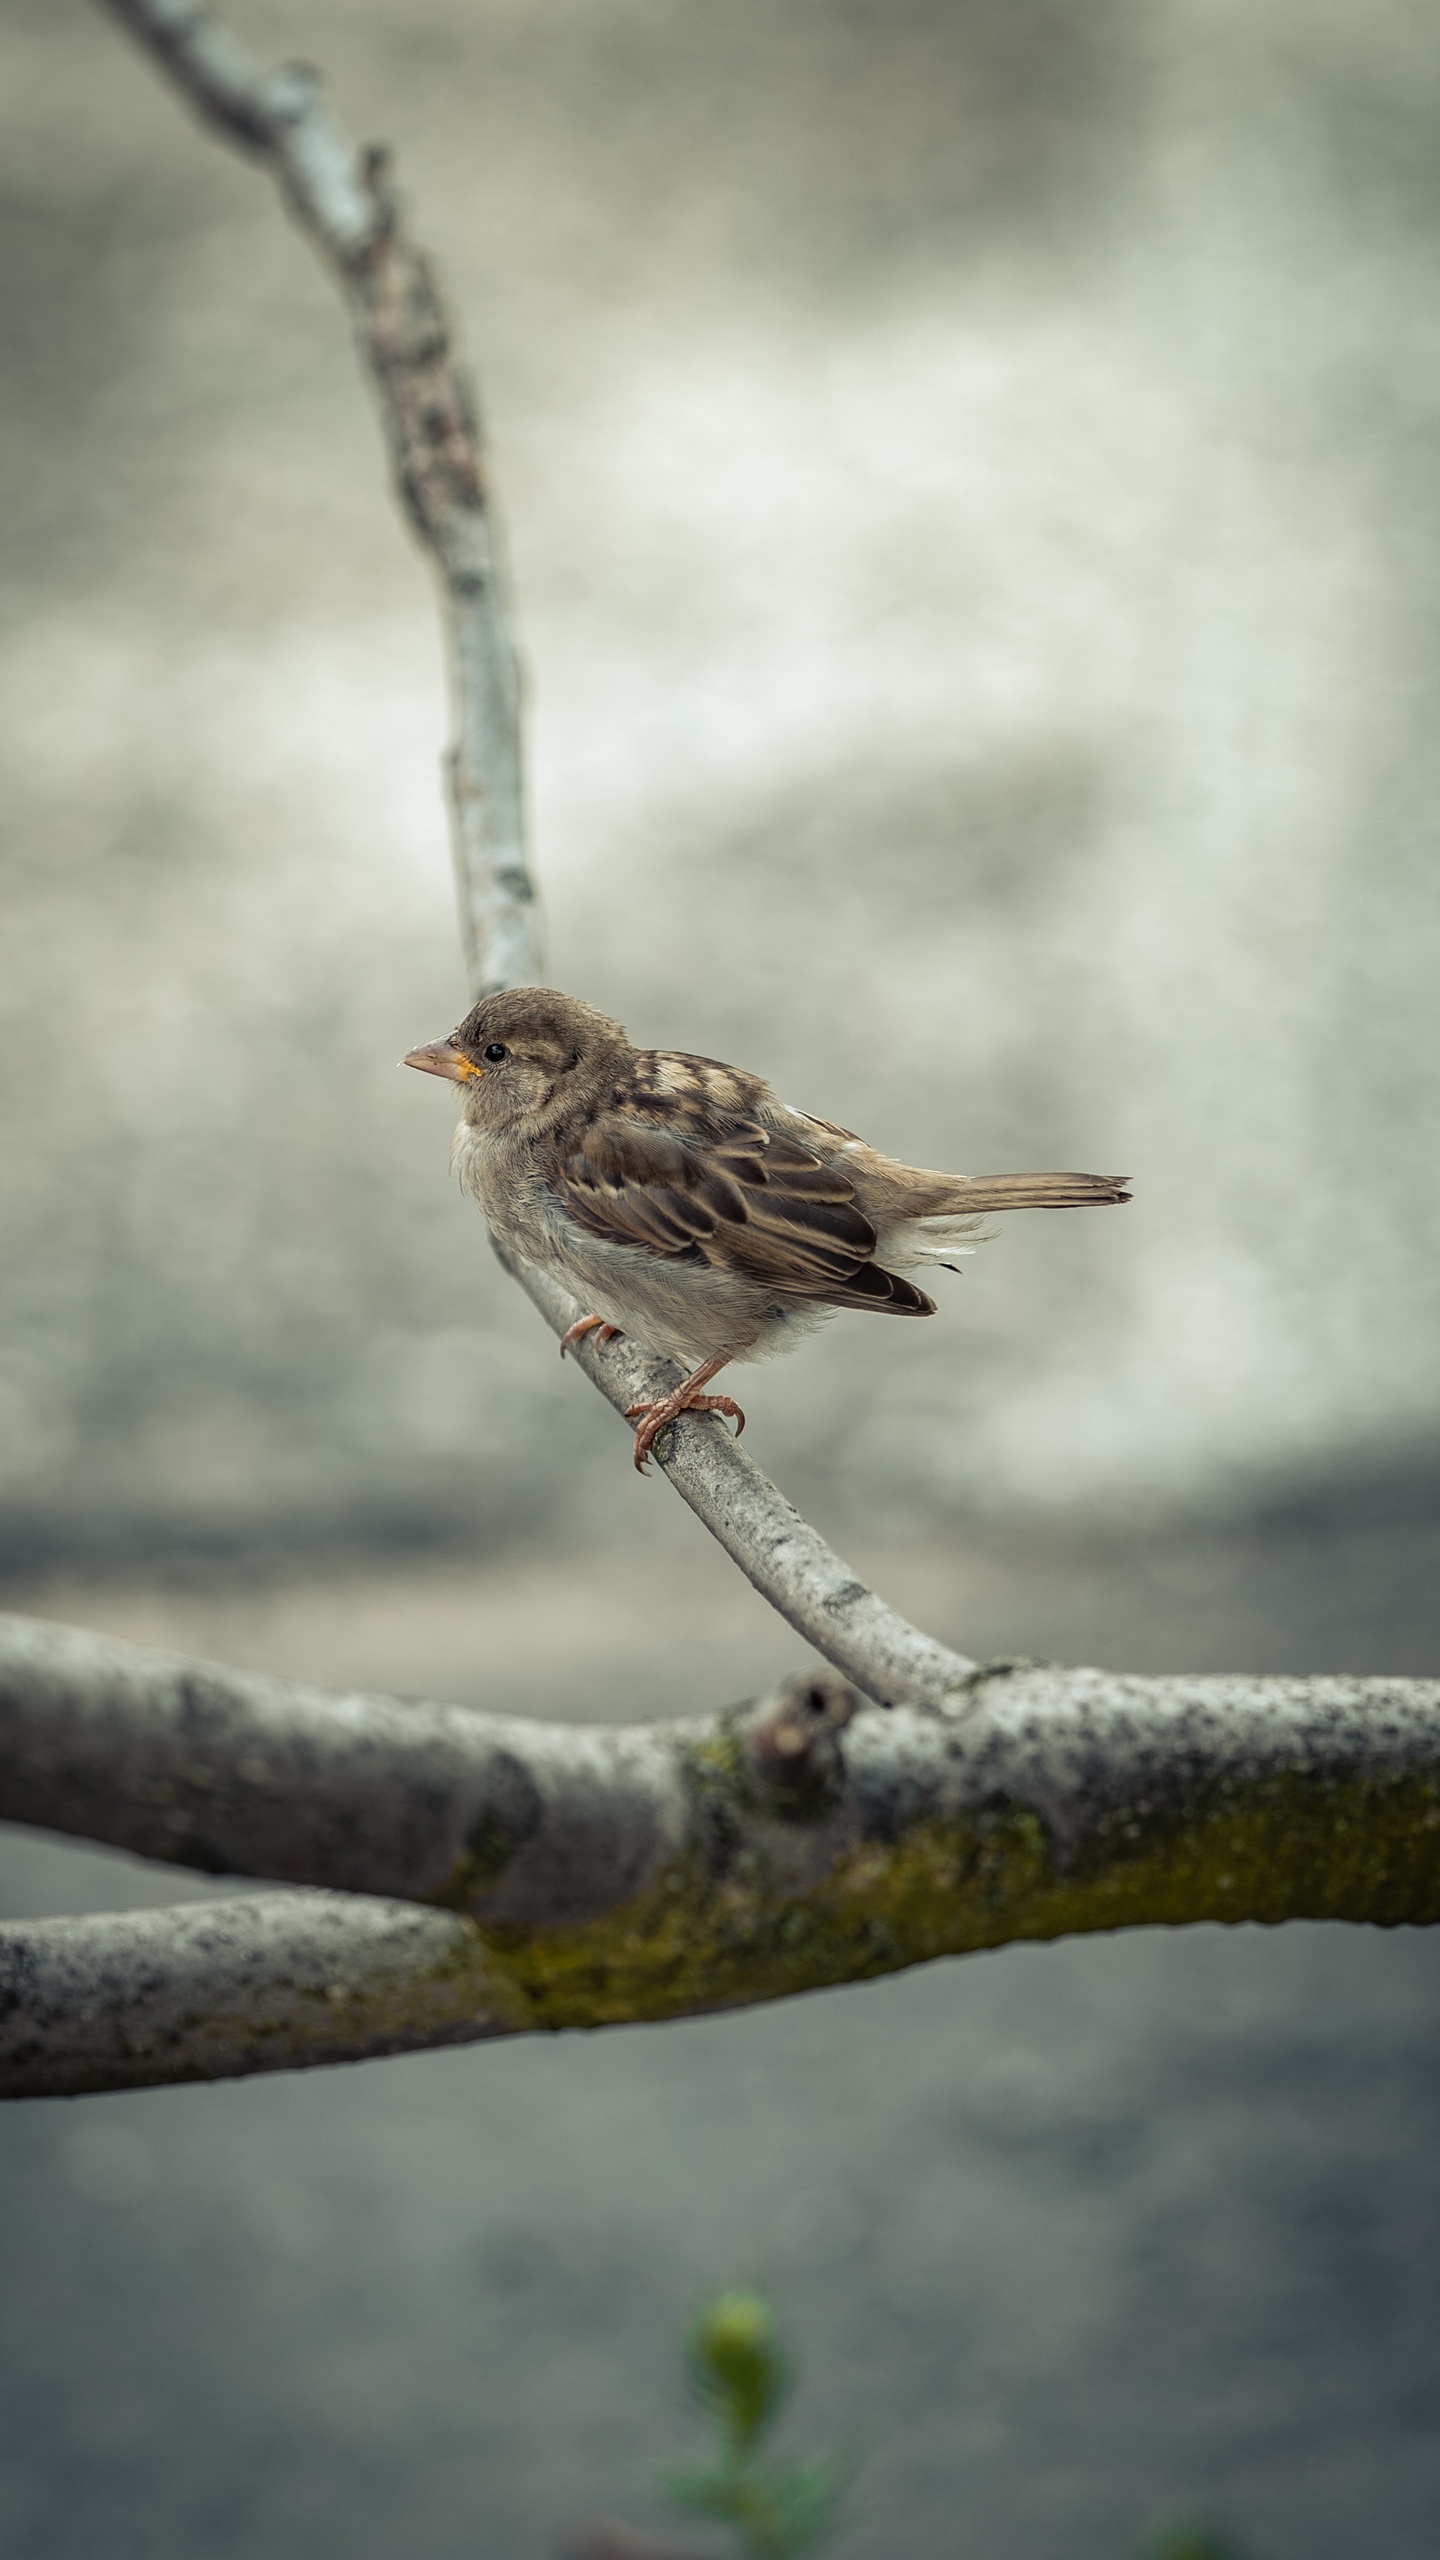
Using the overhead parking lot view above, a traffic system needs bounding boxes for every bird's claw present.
[624,1393,747,1473]
[559,1314,620,1361]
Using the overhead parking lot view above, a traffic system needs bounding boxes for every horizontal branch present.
[0,1893,511,2099]
[102,0,542,996]
[0,1612,689,1926]
[5,1610,1439,2096]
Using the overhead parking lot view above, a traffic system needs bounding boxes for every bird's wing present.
[550,1110,933,1312]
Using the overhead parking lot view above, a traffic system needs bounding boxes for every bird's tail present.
[942,1170,1131,1212]
[883,1170,1130,1273]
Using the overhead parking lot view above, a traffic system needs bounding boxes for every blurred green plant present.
[575,2295,1253,2560]
[659,2292,846,2560]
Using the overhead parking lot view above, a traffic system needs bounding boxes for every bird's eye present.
[483,1042,508,1063]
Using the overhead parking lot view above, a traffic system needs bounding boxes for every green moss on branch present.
[476,1763,1440,2032]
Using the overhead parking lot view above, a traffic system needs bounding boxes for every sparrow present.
[405,988,1130,1472]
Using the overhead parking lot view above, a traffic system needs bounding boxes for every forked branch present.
[0,0,1430,2102]
[4,1613,1438,2096]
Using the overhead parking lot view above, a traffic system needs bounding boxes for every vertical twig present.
[102,0,543,995]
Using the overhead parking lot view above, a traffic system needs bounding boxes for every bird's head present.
[403,986,630,1130]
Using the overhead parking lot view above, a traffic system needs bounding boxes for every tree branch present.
[0,1612,693,1924]
[491,1244,977,1704]
[97,0,982,1718]
[101,0,542,995]
[12,0,1423,2100]
[5,1612,1440,2096]
[0,1892,512,2099]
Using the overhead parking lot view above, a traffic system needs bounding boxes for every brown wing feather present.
[551,1110,933,1312]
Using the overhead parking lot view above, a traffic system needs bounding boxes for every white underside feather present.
[880,1212,995,1272]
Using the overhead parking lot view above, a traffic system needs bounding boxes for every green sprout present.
[587,2291,1257,2560]
[660,2292,847,2559]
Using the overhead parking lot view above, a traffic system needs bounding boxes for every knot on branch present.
[739,1672,860,1819]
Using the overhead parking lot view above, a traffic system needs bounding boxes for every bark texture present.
[5,1614,1438,2096]
[0,1893,513,2099]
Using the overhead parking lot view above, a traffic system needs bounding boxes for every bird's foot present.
[559,1314,621,1361]
[624,1389,746,1473]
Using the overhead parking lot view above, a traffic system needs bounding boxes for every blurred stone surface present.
[3,1515,1440,2560]
[5,0,1440,1562]
[2,1817,1439,2560]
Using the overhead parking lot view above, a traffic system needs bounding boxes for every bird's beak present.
[402,1036,480,1082]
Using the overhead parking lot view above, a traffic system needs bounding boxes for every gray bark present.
[0,1612,691,1926]
[4,1617,1438,2096]
[0,1893,511,2099]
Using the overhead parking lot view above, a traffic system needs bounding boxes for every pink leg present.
[559,1314,621,1362]
[624,1356,746,1474]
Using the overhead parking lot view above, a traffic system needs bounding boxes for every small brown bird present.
[405,988,1129,1472]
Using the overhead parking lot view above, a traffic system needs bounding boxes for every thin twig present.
[102,0,542,994]
[493,1244,977,1703]
[99,0,979,1713]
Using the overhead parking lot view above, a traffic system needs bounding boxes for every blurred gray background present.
[3,0,1440,2554]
